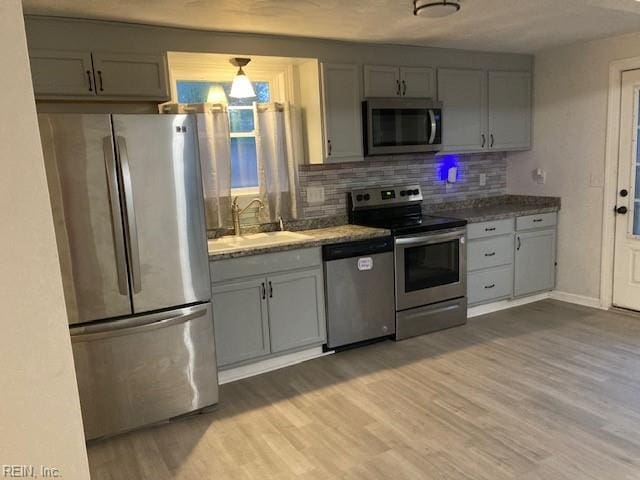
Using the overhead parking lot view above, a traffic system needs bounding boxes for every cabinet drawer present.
[516,212,557,231]
[468,265,513,305]
[467,218,514,240]
[467,234,514,271]
[210,247,321,283]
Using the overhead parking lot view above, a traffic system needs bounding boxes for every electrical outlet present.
[479,173,487,186]
[306,186,325,204]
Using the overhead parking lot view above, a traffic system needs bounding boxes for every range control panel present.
[350,185,423,209]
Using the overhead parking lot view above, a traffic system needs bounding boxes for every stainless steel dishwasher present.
[323,236,395,349]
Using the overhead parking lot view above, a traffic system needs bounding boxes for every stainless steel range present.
[348,185,468,340]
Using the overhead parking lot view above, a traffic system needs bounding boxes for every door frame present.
[601,56,640,309]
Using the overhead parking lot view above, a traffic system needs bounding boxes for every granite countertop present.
[207,195,561,260]
[427,195,561,223]
[208,224,390,260]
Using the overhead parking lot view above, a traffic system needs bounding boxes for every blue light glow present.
[438,155,461,182]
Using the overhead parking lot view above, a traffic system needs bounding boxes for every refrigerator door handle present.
[103,137,129,296]
[116,136,142,294]
[70,304,207,342]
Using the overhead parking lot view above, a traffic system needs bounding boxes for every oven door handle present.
[395,231,464,247]
[428,109,437,144]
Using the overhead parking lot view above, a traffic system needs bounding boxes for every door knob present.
[620,189,629,197]
[616,206,628,214]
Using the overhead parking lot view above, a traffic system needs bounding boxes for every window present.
[176,80,270,191]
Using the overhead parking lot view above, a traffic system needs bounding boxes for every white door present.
[613,69,640,310]
[364,65,400,97]
[400,67,435,98]
[437,68,487,152]
[321,63,363,162]
[488,71,532,151]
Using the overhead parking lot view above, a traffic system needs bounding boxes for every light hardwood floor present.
[88,300,640,479]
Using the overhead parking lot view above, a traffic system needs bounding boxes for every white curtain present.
[255,102,302,222]
[196,108,232,228]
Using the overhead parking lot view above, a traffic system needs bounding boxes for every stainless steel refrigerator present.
[38,113,218,440]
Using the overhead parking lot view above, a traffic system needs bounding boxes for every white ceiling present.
[22,0,640,54]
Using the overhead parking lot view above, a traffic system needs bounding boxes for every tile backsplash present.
[298,152,507,218]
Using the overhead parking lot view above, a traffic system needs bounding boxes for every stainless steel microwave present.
[362,98,443,156]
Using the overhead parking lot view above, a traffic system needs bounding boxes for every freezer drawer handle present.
[69,304,207,342]
[117,136,142,294]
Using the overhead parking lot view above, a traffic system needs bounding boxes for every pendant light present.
[413,0,461,17]
[229,58,256,99]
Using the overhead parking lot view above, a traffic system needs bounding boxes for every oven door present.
[364,99,442,156]
[395,229,466,310]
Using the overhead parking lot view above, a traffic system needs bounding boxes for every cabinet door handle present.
[268,281,273,298]
[484,252,496,257]
[484,284,496,289]
[517,236,521,251]
[261,282,266,300]
[402,79,407,96]
[533,218,543,223]
[396,79,401,96]
[86,70,93,92]
[97,70,104,92]
[490,134,494,148]
[327,139,332,156]
[485,227,496,232]
[481,134,486,148]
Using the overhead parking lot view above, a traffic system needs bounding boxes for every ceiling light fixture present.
[229,58,256,99]
[413,0,461,18]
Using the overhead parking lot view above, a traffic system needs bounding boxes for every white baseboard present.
[218,346,333,385]
[468,290,607,319]
[467,292,551,318]
[548,291,606,310]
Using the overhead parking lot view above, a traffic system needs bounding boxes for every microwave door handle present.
[428,109,437,144]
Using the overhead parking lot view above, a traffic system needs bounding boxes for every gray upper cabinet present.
[212,277,270,367]
[364,65,435,98]
[91,52,169,99]
[321,63,363,162]
[488,71,532,151]
[30,50,94,97]
[400,67,436,98]
[363,65,400,97]
[438,68,487,152]
[438,68,532,153]
[267,269,326,353]
[514,228,556,297]
[29,49,169,101]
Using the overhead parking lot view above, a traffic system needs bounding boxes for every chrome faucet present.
[231,197,265,236]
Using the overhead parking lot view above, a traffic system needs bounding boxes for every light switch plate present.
[306,186,325,204]
[479,173,487,186]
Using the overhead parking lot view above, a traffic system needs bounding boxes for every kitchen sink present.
[208,231,313,252]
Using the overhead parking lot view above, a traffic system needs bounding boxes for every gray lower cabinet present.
[514,229,557,296]
[211,278,270,367]
[210,248,326,368]
[467,212,557,306]
[267,269,326,353]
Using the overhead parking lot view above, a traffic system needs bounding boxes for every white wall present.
[507,30,640,301]
[0,1,89,477]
